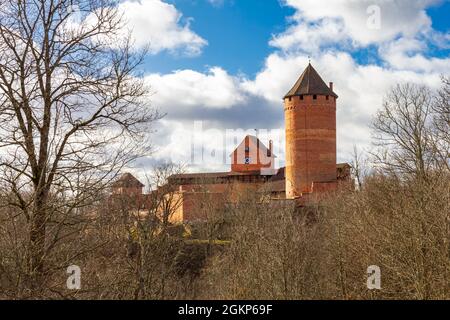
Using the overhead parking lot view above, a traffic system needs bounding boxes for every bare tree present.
[350,145,368,190]
[147,162,185,228]
[371,83,436,180]
[0,0,159,293]
[432,77,450,172]
[113,162,187,300]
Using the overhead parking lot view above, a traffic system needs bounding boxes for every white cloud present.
[145,67,246,111]
[270,17,349,53]
[272,0,440,52]
[137,0,449,173]
[242,54,311,103]
[379,38,450,72]
[118,0,207,55]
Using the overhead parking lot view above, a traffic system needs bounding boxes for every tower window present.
[245,146,250,152]
[313,95,317,100]
[300,95,304,100]
[326,95,329,100]
[288,97,292,101]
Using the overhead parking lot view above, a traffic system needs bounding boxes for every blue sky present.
[144,0,295,76]
[144,0,449,75]
[116,0,450,173]
[428,1,450,31]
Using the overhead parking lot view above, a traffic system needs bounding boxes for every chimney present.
[268,140,273,157]
[329,82,334,91]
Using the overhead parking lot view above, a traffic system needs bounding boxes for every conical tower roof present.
[284,63,338,99]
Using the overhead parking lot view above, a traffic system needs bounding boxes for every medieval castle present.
[111,64,352,223]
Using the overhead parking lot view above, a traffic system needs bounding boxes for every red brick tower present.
[284,63,338,199]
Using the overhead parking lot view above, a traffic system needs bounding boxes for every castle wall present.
[181,192,224,223]
[166,191,225,224]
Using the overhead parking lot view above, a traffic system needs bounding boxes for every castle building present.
[110,64,352,223]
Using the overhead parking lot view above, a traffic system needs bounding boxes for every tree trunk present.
[28,190,48,289]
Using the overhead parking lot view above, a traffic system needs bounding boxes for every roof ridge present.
[306,64,311,93]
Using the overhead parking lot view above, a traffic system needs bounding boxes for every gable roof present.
[112,173,144,188]
[229,135,276,157]
[284,63,338,99]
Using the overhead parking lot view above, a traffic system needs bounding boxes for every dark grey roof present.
[284,63,338,99]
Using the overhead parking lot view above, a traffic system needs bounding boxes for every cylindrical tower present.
[284,63,338,199]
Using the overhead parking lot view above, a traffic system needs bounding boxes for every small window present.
[326,95,329,100]
[300,95,304,100]
[288,97,292,101]
[245,146,250,152]
[313,95,317,100]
